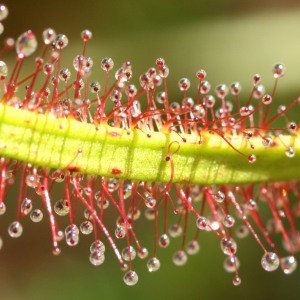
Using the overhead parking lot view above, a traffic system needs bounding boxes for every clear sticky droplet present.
[186,240,200,255]
[261,252,279,272]
[196,216,208,230]
[223,215,235,228]
[0,61,7,79]
[0,202,6,215]
[285,146,295,158]
[273,63,286,78]
[42,28,56,45]
[80,221,93,235]
[0,4,8,21]
[178,78,190,91]
[115,226,126,239]
[65,232,79,247]
[21,197,32,216]
[8,221,23,238]
[30,209,43,222]
[220,237,237,256]
[89,250,105,266]
[123,270,138,286]
[232,275,241,286]
[215,84,229,98]
[54,199,69,216]
[230,82,242,95]
[213,190,225,203]
[224,255,240,273]
[248,154,256,164]
[0,236,3,250]
[172,250,188,266]
[147,257,160,272]
[158,233,170,248]
[16,30,38,58]
[54,34,68,50]
[81,29,92,42]
[280,256,297,274]
[101,57,114,72]
[121,246,136,261]
[168,224,182,238]
[90,240,105,254]
[138,247,149,259]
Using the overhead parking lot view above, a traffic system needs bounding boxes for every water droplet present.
[30,209,43,222]
[280,256,297,274]
[101,57,114,72]
[138,247,149,259]
[8,221,23,238]
[220,237,237,256]
[0,4,8,21]
[0,202,6,215]
[16,30,37,58]
[273,63,286,78]
[54,34,68,50]
[196,216,208,230]
[223,215,235,228]
[261,252,279,272]
[42,28,56,45]
[89,250,105,266]
[21,197,32,216]
[223,256,240,273]
[186,240,200,255]
[0,61,8,79]
[90,240,105,254]
[232,275,241,286]
[54,199,69,216]
[123,270,138,286]
[121,246,136,261]
[147,257,160,272]
[285,146,295,158]
[172,250,188,266]
[80,221,93,235]
[81,29,92,42]
[178,78,190,91]
[169,224,182,238]
[158,233,170,248]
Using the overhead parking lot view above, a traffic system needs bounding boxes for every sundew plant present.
[1,2,300,292]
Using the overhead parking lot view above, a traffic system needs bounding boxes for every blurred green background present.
[1,1,300,299]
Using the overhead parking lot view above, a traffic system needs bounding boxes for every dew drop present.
[0,61,8,79]
[101,57,114,72]
[89,250,105,266]
[261,252,279,272]
[285,146,295,158]
[220,237,237,256]
[54,34,68,49]
[158,233,170,248]
[21,197,32,216]
[54,199,69,216]
[223,255,240,273]
[0,202,6,215]
[0,4,8,21]
[90,240,105,254]
[8,221,23,238]
[42,28,56,45]
[147,257,161,272]
[280,256,297,274]
[121,246,136,261]
[196,216,208,230]
[30,209,43,222]
[123,270,138,286]
[186,240,200,255]
[80,220,93,235]
[16,30,38,58]
[172,250,188,266]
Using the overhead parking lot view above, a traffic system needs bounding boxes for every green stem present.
[0,103,299,185]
